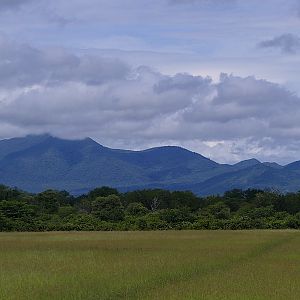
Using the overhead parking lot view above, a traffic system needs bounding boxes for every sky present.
[1,0,300,164]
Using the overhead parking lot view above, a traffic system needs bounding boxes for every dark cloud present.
[153,73,212,93]
[258,34,300,54]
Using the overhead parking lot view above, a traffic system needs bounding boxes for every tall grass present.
[0,230,299,299]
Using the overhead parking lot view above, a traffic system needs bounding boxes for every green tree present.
[248,205,275,219]
[200,202,231,219]
[34,190,62,213]
[126,202,148,217]
[88,187,119,200]
[0,211,12,231]
[159,208,195,224]
[0,185,22,201]
[92,195,124,221]
[170,191,200,210]
[254,192,280,207]
[58,206,77,218]
[0,200,36,220]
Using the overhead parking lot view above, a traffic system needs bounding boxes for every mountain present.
[0,135,220,193]
[285,161,300,174]
[262,162,283,169]
[0,135,299,195]
[232,158,261,170]
[183,164,298,195]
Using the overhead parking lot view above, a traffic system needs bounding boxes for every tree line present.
[0,185,299,231]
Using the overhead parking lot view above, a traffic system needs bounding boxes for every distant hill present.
[0,135,299,195]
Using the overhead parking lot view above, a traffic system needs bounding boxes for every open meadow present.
[0,230,299,300]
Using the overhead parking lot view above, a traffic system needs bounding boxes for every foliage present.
[125,202,148,216]
[92,195,124,221]
[0,185,299,231]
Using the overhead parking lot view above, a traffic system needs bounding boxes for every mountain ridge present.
[0,135,299,195]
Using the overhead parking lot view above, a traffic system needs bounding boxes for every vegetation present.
[0,230,299,299]
[0,185,299,231]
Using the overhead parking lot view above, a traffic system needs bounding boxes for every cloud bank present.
[0,35,300,164]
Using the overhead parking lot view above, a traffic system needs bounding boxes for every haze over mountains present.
[0,135,299,195]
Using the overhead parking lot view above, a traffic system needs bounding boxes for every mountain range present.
[0,134,299,195]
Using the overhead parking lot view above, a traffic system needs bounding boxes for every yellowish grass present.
[0,230,299,299]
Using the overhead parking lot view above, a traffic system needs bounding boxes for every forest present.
[0,185,299,231]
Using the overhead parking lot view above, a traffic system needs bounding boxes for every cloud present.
[168,0,236,5]
[0,35,300,164]
[168,0,207,4]
[296,0,300,17]
[0,0,32,10]
[0,34,130,88]
[258,34,300,54]
[153,73,212,93]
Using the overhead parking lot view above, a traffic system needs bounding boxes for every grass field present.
[0,230,299,300]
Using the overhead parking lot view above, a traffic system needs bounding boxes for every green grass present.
[0,231,299,300]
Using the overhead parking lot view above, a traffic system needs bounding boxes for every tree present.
[200,202,231,219]
[223,189,245,211]
[88,187,119,200]
[254,192,280,207]
[0,200,36,222]
[170,191,200,210]
[126,202,148,216]
[278,193,300,214]
[58,206,76,218]
[159,208,195,224]
[0,212,12,231]
[92,195,124,221]
[122,189,171,210]
[150,197,160,211]
[248,205,275,219]
[0,185,22,201]
[34,190,62,213]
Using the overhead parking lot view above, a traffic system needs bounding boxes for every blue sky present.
[0,0,300,164]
